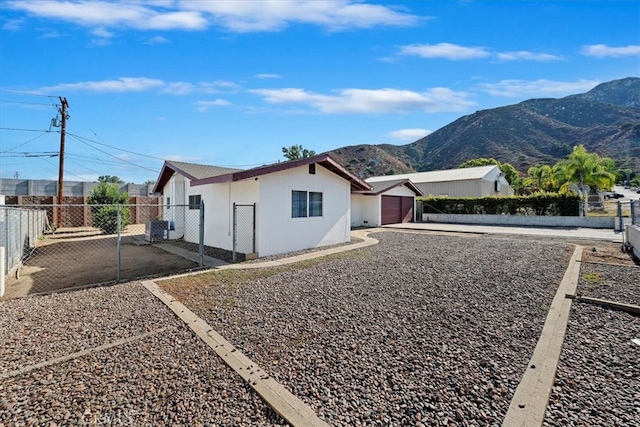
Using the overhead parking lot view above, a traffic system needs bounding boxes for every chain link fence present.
[615,199,640,231]
[0,203,205,300]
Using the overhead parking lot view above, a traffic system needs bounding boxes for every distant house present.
[153,154,370,259]
[366,165,514,198]
[351,178,423,227]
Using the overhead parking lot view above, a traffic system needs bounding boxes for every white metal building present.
[367,165,514,198]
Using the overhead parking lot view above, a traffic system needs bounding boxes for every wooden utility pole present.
[56,97,69,228]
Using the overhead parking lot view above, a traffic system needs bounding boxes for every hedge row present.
[418,193,581,216]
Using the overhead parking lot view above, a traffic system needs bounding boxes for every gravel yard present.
[578,262,640,305]
[0,283,284,426]
[162,231,573,426]
[544,262,640,427]
[544,305,639,426]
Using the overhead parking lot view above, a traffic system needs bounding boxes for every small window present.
[166,197,171,209]
[309,192,323,217]
[188,194,201,210]
[291,190,323,218]
[309,164,316,174]
[291,190,307,218]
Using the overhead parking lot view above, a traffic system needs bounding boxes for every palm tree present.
[558,145,616,214]
[524,164,554,192]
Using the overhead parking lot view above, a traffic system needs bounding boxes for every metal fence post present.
[631,200,637,226]
[117,204,121,282]
[232,202,237,263]
[252,203,256,254]
[617,201,623,232]
[199,201,205,267]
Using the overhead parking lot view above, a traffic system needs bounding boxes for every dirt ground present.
[580,240,638,266]
[2,229,200,300]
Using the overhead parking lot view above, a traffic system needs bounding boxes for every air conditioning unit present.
[145,220,168,242]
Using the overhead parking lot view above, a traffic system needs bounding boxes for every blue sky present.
[1,0,639,184]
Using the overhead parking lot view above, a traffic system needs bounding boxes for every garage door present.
[381,196,414,225]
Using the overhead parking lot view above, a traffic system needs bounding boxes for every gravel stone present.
[179,232,573,426]
[578,262,640,305]
[0,283,285,426]
[544,303,640,426]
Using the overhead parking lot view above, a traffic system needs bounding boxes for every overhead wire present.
[66,133,158,172]
[1,131,51,153]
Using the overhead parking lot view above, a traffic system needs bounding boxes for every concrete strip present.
[154,243,230,267]
[384,222,623,243]
[503,245,583,427]
[0,327,170,380]
[142,280,328,427]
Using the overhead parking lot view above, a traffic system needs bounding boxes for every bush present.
[419,193,581,216]
[87,182,130,234]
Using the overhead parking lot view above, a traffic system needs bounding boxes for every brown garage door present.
[381,196,414,225]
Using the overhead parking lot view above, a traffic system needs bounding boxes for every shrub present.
[87,182,130,234]
[419,193,581,216]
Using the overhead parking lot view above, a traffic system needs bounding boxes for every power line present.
[0,89,57,98]
[68,131,165,161]
[1,131,50,153]
[0,100,56,106]
[67,133,158,172]
[0,127,53,132]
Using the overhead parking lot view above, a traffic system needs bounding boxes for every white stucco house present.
[366,165,514,198]
[153,154,371,259]
[351,178,423,227]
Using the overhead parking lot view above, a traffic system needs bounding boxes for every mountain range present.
[328,77,640,178]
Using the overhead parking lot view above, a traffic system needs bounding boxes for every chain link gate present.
[232,203,256,263]
[0,203,205,300]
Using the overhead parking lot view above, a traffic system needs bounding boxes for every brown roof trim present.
[192,154,372,191]
[155,154,372,193]
[353,178,423,196]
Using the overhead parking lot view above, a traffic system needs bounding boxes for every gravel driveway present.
[162,231,574,426]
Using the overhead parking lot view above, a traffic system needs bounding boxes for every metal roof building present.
[367,165,514,198]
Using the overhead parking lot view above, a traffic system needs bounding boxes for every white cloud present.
[496,51,563,62]
[39,77,166,93]
[34,77,242,95]
[145,35,170,44]
[399,43,490,60]
[6,0,208,30]
[250,87,475,113]
[183,0,422,32]
[2,18,24,31]
[91,27,113,38]
[7,0,421,33]
[255,73,283,79]
[194,99,232,112]
[581,44,640,58]
[162,82,195,95]
[477,79,601,98]
[388,128,432,141]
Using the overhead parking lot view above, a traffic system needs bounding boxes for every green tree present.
[524,164,554,192]
[98,175,124,184]
[87,182,130,234]
[459,157,520,186]
[282,145,316,161]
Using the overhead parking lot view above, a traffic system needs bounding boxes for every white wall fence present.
[421,213,615,229]
[625,225,640,260]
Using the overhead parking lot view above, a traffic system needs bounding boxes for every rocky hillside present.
[328,77,640,178]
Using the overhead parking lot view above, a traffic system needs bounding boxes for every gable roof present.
[153,154,371,193]
[354,178,423,196]
[366,165,499,184]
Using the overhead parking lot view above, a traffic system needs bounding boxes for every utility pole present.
[56,97,69,228]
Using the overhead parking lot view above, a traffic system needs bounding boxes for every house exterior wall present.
[351,194,380,227]
[257,164,351,257]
